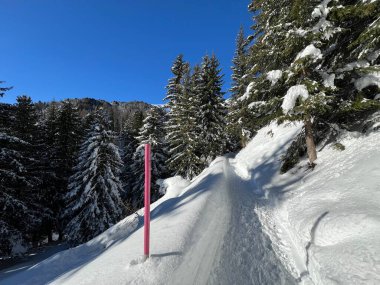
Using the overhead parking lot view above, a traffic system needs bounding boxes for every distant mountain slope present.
[34,98,152,132]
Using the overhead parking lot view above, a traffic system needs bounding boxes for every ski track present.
[170,157,296,285]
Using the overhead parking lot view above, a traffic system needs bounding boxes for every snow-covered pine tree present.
[194,54,227,164]
[130,106,169,210]
[55,100,83,239]
[0,133,43,255]
[13,96,51,246]
[0,88,44,255]
[37,102,61,242]
[164,55,191,174]
[168,65,203,179]
[119,123,138,210]
[62,110,125,244]
[227,26,252,151]
[326,1,380,121]
[244,1,336,165]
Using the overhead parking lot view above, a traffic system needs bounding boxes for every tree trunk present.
[304,117,317,166]
[48,229,53,243]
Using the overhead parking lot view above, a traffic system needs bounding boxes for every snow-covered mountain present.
[2,122,379,285]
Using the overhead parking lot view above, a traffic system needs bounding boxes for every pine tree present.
[195,54,227,164]
[119,125,138,209]
[130,106,169,210]
[167,65,203,179]
[13,96,38,141]
[62,111,125,244]
[54,100,83,239]
[243,0,380,167]
[37,102,61,242]
[164,55,204,178]
[227,26,252,151]
[0,89,44,255]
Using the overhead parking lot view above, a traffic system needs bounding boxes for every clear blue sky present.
[0,0,252,104]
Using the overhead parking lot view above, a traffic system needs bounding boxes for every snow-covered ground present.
[2,121,379,285]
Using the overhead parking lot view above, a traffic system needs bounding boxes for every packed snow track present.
[171,158,296,285]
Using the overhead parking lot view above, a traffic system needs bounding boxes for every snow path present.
[206,158,296,285]
[171,158,296,285]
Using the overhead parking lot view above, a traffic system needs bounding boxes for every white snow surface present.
[296,44,322,61]
[3,122,380,285]
[238,82,254,101]
[266,70,283,86]
[355,71,380,91]
[282,85,309,113]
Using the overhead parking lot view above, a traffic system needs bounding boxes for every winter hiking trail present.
[170,157,296,285]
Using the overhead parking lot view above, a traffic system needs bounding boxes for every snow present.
[266,70,283,86]
[157,176,190,197]
[337,60,370,72]
[375,94,380,100]
[311,0,334,38]
[355,71,380,91]
[295,44,322,61]
[238,82,254,101]
[248,101,265,109]
[281,85,309,113]
[250,127,380,284]
[321,72,335,88]
[3,121,380,285]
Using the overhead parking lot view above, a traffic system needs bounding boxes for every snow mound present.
[282,85,309,113]
[266,70,283,86]
[296,44,322,61]
[157,176,190,197]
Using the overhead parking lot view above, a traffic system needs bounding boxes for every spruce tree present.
[195,54,227,164]
[119,125,138,209]
[227,26,252,151]
[243,0,380,167]
[62,110,125,244]
[0,89,44,255]
[130,106,169,210]
[164,55,200,177]
[168,65,203,179]
[54,100,83,239]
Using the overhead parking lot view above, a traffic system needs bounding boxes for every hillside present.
[3,121,379,285]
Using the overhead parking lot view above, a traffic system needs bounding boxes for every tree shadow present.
[233,136,306,207]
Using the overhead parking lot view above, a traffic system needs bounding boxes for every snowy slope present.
[3,121,379,285]
[247,128,380,284]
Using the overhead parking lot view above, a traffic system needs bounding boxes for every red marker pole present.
[144,144,151,261]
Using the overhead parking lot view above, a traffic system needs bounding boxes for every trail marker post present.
[143,144,151,261]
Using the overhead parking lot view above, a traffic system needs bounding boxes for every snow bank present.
[157,176,190,198]
[266,70,283,86]
[235,123,380,284]
[282,85,309,113]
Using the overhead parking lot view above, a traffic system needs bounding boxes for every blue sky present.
[0,0,252,104]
